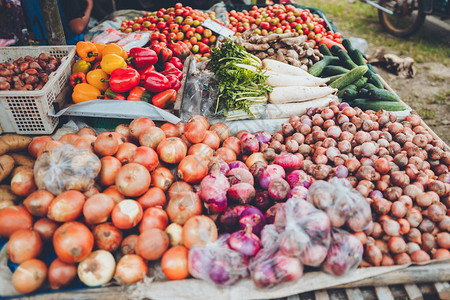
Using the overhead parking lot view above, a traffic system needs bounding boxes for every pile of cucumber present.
[308,39,407,112]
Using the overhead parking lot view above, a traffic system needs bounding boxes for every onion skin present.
[136,228,169,260]
[121,234,139,255]
[53,221,94,264]
[8,229,43,264]
[48,258,77,290]
[13,259,47,294]
[115,254,148,284]
[411,250,430,263]
[228,225,261,257]
[78,250,116,287]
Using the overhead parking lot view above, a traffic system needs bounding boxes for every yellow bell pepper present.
[102,43,128,60]
[72,83,101,104]
[94,43,106,61]
[100,54,127,75]
[87,69,109,92]
[71,60,91,74]
[76,41,99,62]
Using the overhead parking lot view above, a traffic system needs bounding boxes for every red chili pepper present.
[127,86,152,102]
[168,40,190,60]
[143,71,170,93]
[109,68,140,93]
[165,74,181,92]
[128,48,158,69]
[104,89,126,100]
[152,89,177,109]
[69,72,87,87]
[162,63,183,81]
[168,57,184,70]
[139,65,156,80]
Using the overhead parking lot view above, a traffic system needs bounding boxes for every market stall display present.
[0,2,449,299]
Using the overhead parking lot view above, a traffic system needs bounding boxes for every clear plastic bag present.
[249,224,304,288]
[188,233,248,286]
[275,198,331,267]
[322,229,363,276]
[307,177,372,232]
[34,144,101,196]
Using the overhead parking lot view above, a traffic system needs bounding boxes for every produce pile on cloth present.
[0,2,449,297]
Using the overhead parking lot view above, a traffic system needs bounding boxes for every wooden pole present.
[38,0,66,45]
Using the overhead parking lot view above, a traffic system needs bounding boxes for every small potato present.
[0,135,33,154]
[0,185,19,202]
[0,154,15,183]
[10,153,35,168]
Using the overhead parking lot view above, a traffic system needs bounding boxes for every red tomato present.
[175,2,183,9]
[195,26,204,34]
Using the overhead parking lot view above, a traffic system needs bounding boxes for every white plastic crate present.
[0,46,76,135]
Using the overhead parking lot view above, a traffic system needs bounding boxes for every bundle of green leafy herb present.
[209,41,272,116]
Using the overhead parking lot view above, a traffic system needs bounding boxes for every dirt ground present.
[365,54,450,146]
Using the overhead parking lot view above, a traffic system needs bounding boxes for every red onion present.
[354,131,371,144]
[422,204,446,222]
[338,140,352,153]
[286,170,312,188]
[229,225,261,257]
[301,244,329,267]
[209,260,232,285]
[264,203,283,224]
[228,161,249,170]
[254,131,271,144]
[239,207,266,236]
[251,260,277,288]
[240,134,259,155]
[326,147,340,161]
[286,139,299,153]
[249,161,267,183]
[273,251,303,283]
[208,157,230,175]
[203,191,228,214]
[268,178,291,202]
[259,164,286,189]
[312,164,332,180]
[369,190,383,199]
[282,123,295,136]
[339,102,350,110]
[188,246,214,280]
[323,232,363,276]
[360,142,378,157]
[272,153,303,172]
[253,191,272,212]
[334,165,349,178]
[218,205,250,233]
[228,183,255,204]
[227,168,254,186]
[288,186,309,201]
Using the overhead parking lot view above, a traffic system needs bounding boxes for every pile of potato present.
[0,53,62,91]
[0,135,34,207]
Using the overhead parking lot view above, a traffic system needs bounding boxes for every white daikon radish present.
[262,59,315,78]
[266,74,329,87]
[269,86,336,104]
[265,95,338,119]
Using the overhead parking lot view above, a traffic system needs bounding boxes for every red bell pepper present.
[169,57,184,70]
[152,89,177,109]
[128,48,158,69]
[149,44,173,63]
[70,72,87,87]
[162,62,183,81]
[109,68,140,93]
[139,65,156,80]
[165,74,181,92]
[168,40,190,60]
[127,86,152,102]
[104,89,126,100]
[143,71,170,93]
[93,61,102,70]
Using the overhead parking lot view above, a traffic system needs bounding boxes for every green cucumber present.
[327,73,345,84]
[349,49,367,66]
[331,45,358,70]
[319,44,333,56]
[366,71,384,88]
[308,56,340,77]
[342,39,354,52]
[367,87,400,102]
[353,76,368,89]
[364,83,377,90]
[330,65,369,90]
[352,99,406,111]
[358,88,369,98]
[337,84,357,98]
[342,89,359,101]
[323,65,350,77]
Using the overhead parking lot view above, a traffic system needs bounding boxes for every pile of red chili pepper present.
[70,41,188,109]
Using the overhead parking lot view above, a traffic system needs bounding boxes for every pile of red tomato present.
[120,3,224,59]
[227,4,342,47]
